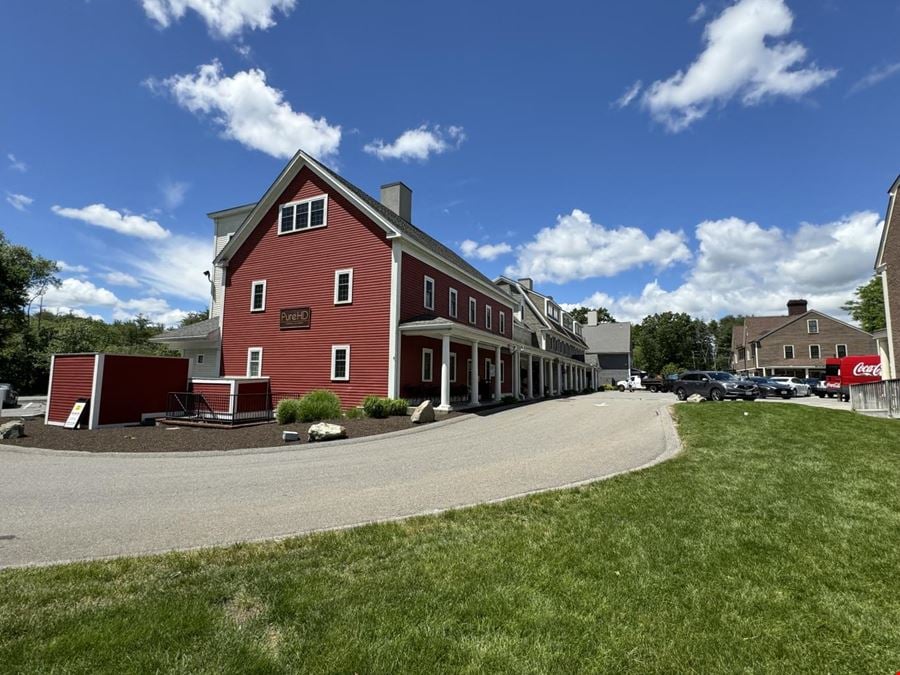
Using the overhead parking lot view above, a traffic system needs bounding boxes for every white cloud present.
[102,270,140,287]
[43,278,119,308]
[642,0,837,131]
[505,209,692,284]
[460,239,513,261]
[113,297,189,327]
[52,203,171,240]
[849,62,900,95]
[123,234,213,302]
[141,0,296,38]
[7,153,27,172]
[689,2,708,22]
[42,278,193,327]
[57,260,89,274]
[364,125,466,162]
[613,80,643,109]
[161,180,189,210]
[569,211,883,323]
[6,192,33,211]
[150,60,341,159]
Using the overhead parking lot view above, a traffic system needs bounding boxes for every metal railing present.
[166,391,276,425]
[850,379,900,418]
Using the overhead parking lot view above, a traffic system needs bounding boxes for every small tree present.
[842,276,886,333]
[570,306,615,324]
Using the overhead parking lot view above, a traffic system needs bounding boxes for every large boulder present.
[308,422,347,442]
[686,394,707,403]
[410,400,435,424]
[0,420,24,439]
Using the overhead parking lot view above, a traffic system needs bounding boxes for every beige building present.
[874,175,900,380]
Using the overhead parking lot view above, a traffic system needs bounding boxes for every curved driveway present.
[0,393,678,568]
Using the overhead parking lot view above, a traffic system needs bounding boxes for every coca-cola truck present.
[824,355,882,401]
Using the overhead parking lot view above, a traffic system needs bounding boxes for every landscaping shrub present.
[501,395,518,405]
[362,395,390,419]
[581,387,593,395]
[389,398,409,416]
[344,407,365,420]
[296,390,342,422]
[276,398,303,424]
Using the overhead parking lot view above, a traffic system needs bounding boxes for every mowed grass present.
[2,404,899,673]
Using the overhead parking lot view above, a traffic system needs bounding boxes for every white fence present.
[850,379,900,418]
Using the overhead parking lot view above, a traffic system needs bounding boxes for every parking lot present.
[1,396,46,419]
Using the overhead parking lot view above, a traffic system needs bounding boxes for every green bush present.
[501,395,518,405]
[344,407,365,420]
[362,395,390,419]
[296,390,342,422]
[276,398,303,425]
[389,398,409,416]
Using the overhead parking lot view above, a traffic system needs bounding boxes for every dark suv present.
[673,371,759,401]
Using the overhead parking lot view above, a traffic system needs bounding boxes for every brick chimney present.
[787,299,808,316]
[380,182,412,222]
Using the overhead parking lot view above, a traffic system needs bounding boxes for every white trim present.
[485,305,492,331]
[807,318,819,334]
[835,343,848,358]
[783,344,795,359]
[246,347,263,377]
[331,344,350,381]
[449,287,458,319]
[277,194,328,235]
[876,184,897,268]
[334,268,354,305]
[44,353,56,425]
[250,279,267,312]
[809,344,821,359]
[499,311,506,336]
[881,269,897,378]
[421,348,434,382]
[423,275,435,310]
[468,297,477,324]
[89,353,105,430]
[449,351,457,383]
[388,240,402,397]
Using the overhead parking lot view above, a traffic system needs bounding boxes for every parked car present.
[800,378,827,397]
[0,383,19,407]
[740,376,793,399]
[770,377,810,397]
[672,371,759,401]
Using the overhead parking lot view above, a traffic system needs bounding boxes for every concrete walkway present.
[0,393,679,568]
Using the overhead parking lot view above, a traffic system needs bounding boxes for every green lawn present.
[2,404,899,673]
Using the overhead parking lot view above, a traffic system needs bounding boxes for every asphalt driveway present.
[0,393,678,568]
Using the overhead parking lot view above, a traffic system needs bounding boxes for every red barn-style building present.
[153,151,598,410]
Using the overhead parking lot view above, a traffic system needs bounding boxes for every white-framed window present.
[422,348,434,382]
[469,297,477,324]
[807,319,819,334]
[247,347,263,377]
[500,359,505,383]
[449,288,458,319]
[836,344,848,358]
[331,345,350,381]
[197,354,204,365]
[449,352,457,383]
[334,268,353,305]
[485,305,492,330]
[499,311,506,335]
[423,276,435,310]
[250,280,266,312]
[279,195,328,234]
[485,358,493,380]
[784,345,795,359]
[809,344,821,359]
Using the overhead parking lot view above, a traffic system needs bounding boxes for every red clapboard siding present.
[98,355,189,426]
[400,253,514,337]
[192,382,233,414]
[399,337,512,395]
[235,380,270,414]
[47,355,96,423]
[221,167,392,407]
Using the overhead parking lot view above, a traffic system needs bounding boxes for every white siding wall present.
[183,348,220,379]
[210,207,253,319]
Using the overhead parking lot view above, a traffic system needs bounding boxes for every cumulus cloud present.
[42,278,193,327]
[849,62,900,95]
[149,60,341,159]
[568,211,883,323]
[6,192,33,211]
[505,209,691,284]
[123,234,213,302]
[101,270,141,287]
[161,179,189,210]
[43,278,119,309]
[57,261,89,274]
[141,0,296,38]
[364,125,465,162]
[613,80,643,109]
[112,297,189,327]
[7,153,27,172]
[52,203,171,240]
[642,0,837,131]
[460,239,513,261]
[689,2,708,22]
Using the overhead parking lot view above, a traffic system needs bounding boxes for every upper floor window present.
[279,195,328,234]
[469,297,477,324]
[423,276,435,310]
[485,305,492,330]
[836,344,848,358]
[807,319,819,334]
[250,280,266,312]
[809,344,821,359]
[449,288,458,319]
[784,345,795,359]
[499,311,506,335]
[334,269,353,305]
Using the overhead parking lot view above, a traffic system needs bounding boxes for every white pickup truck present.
[616,375,644,391]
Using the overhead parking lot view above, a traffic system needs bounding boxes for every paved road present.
[0,396,45,419]
[0,393,678,568]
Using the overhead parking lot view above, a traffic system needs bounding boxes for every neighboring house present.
[581,316,631,386]
[874,175,900,380]
[153,150,599,409]
[731,299,875,378]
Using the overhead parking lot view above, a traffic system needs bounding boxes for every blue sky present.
[1,0,898,325]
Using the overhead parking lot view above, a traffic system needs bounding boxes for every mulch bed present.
[0,415,458,453]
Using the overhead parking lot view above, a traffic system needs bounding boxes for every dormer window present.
[279,195,328,234]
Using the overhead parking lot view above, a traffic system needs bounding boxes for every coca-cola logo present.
[852,362,881,377]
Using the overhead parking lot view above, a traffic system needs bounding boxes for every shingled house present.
[731,299,875,378]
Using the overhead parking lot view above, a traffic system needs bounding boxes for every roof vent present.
[380,182,412,223]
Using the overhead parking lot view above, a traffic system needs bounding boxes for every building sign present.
[64,398,90,429]
[280,307,312,330]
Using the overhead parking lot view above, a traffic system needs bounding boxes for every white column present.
[494,345,502,401]
[527,353,534,399]
[557,361,562,394]
[438,334,451,411]
[538,357,545,397]
[513,350,520,398]
[470,341,480,406]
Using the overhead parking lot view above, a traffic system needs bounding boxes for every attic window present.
[807,319,819,334]
[279,195,328,234]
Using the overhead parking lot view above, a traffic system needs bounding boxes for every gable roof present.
[743,315,790,342]
[150,317,219,343]
[213,149,509,304]
[875,174,900,269]
[582,322,630,354]
[756,309,873,342]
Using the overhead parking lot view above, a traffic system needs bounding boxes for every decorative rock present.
[686,394,707,403]
[282,430,299,442]
[308,422,347,442]
[0,420,25,439]
[410,400,435,424]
